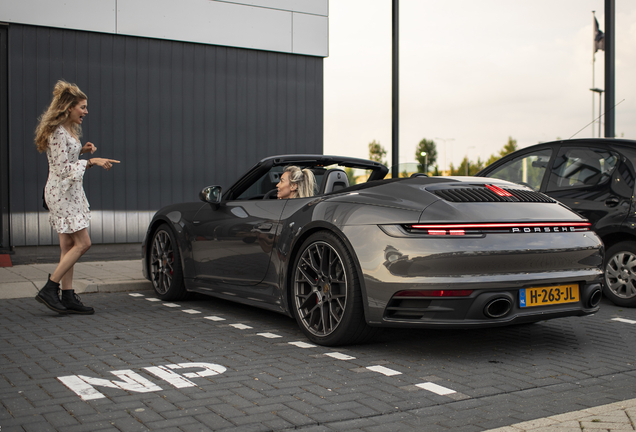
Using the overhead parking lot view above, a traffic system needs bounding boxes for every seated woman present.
[276,165,316,199]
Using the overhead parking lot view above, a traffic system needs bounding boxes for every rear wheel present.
[150,224,187,301]
[291,231,376,346]
[604,241,636,307]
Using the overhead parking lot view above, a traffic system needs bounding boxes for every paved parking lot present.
[1,291,636,431]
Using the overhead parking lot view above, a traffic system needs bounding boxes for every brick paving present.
[1,288,636,431]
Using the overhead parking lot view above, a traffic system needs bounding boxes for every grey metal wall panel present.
[0,25,10,251]
[7,24,323,246]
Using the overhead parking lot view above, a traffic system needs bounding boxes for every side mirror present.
[199,185,222,204]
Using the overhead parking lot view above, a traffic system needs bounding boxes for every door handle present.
[256,223,273,231]
[605,197,620,207]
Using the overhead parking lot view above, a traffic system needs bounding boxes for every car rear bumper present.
[342,225,604,327]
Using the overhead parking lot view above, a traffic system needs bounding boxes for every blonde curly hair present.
[35,80,87,153]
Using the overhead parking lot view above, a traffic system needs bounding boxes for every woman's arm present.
[48,128,87,181]
[86,158,120,171]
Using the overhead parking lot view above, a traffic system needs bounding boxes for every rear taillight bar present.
[408,222,591,236]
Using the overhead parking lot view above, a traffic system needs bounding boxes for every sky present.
[323,0,636,173]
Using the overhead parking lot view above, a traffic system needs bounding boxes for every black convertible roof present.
[261,154,388,178]
[225,154,389,200]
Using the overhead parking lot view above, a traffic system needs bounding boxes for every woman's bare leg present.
[50,229,91,284]
[59,233,75,291]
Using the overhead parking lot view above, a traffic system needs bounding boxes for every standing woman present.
[34,80,119,315]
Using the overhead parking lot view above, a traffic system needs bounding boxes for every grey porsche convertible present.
[142,155,603,346]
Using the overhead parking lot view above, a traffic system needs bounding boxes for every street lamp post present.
[420,152,427,174]
[590,88,604,137]
[435,137,454,176]
[465,146,475,176]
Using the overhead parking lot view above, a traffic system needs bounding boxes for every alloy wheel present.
[605,250,636,300]
[151,230,174,295]
[294,241,348,337]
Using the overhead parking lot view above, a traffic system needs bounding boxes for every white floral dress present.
[44,125,91,234]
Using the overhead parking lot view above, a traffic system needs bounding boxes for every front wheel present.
[149,224,187,301]
[291,231,377,346]
[604,241,636,307]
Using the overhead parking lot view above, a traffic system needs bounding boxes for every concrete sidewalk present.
[0,259,635,431]
[0,259,152,299]
[485,398,636,431]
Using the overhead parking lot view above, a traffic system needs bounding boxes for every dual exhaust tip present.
[483,288,602,319]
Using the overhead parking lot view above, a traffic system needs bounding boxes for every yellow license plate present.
[520,284,579,307]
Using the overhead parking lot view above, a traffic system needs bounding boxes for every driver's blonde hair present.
[284,166,316,198]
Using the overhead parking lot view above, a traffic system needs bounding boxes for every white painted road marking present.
[289,341,317,348]
[59,363,227,400]
[58,370,162,401]
[146,298,161,302]
[257,332,282,339]
[205,316,226,321]
[144,366,196,388]
[415,382,456,395]
[366,365,401,376]
[164,362,227,378]
[163,303,180,307]
[128,293,145,297]
[326,352,356,360]
[182,309,201,314]
[612,317,636,324]
[230,323,253,330]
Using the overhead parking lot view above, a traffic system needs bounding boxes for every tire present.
[149,224,187,301]
[604,241,636,307]
[291,231,377,346]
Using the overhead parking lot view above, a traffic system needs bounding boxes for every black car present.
[142,154,603,346]
[478,138,636,307]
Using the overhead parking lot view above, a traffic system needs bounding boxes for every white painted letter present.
[166,362,227,378]
[144,366,197,388]
[58,370,162,401]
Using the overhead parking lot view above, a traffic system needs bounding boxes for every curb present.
[1,279,154,300]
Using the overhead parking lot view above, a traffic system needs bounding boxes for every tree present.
[368,140,387,166]
[485,136,518,166]
[450,157,485,176]
[415,138,437,173]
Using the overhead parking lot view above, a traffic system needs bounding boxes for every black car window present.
[236,166,285,200]
[485,149,552,191]
[547,147,617,191]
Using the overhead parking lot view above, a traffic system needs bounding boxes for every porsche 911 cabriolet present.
[142,154,603,346]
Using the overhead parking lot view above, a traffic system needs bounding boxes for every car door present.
[545,146,630,233]
[189,198,286,287]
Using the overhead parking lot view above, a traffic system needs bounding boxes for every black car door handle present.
[256,223,273,231]
[605,197,620,207]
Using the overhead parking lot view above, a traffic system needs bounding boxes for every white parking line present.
[163,303,180,307]
[257,333,282,339]
[204,316,226,321]
[182,309,201,314]
[146,298,161,302]
[128,293,145,297]
[366,365,401,376]
[326,352,355,360]
[230,324,253,330]
[289,341,317,348]
[612,317,636,324]
[415,382,456,395]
